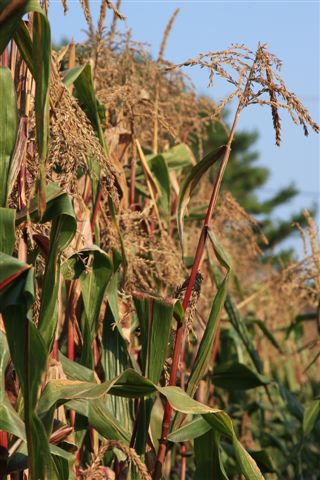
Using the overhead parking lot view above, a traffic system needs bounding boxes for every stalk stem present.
[91,184,102,233]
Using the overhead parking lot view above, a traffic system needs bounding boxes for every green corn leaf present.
[32,13,50,157]
[59,352,97,383]
[249,450,277,474]
[37,367,263,478]
[174,411,263,480]
[212,361,270,391]
[186,230,231,398]
[32,10,51,217]
[278,384,303,421]
[303,399,320,436]
[168,417,211,442]
[51,446,75,480]
[107,195,128,279]
[38,192,76,352]
[63,397,131,445]
[6,443,74,479]
[0,1,51,216]
[133,293,175,384]
[233,438,264,480]
[72,63,106,151]
[148,154,171,219]
[13,20,34,73]
[0,331,26,441]
[0,2,51,217]
[15,182,64,224]
[145,143,196,171]
[132,292,177,453]
[62,65,86,87]
[63,246,113,368]
[88,398,131,443]
[194,430,229,480]
[0,252,31,288]
[0,67,17,207]
[101,274,132,430]
[214,272,262,374]
[0,257,58,479]
[0,0,37,53]
[37,369,153,414]
[0,207,15,254]
[177,145,226,252]
[251,319,283,353]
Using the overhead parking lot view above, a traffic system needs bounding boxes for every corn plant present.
[0,1,319,479]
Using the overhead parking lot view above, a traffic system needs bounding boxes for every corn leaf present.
[0,1,52,216]
[72,63,106,151]
[37,367,263,477]
[148,154,171,220]
[38,193,76,351]
[59,352,97,383]
[0,253,31,288]
[0,331,26,441]
[63,246,113,368]
[303,399,320,436]
[62,65,86,87]
[0,0,37,53]
[177,145,226,253]
[233,438,264,480]
[194,430,229,480]
[186,230,231,398]
[249,450,277,474]
[0,67,17,207]
[15,182,64,224]
[133,292,177,453]
[32,9,51,216]
[101,274,132,430]
[145,143,196,171]
[0,260,58,479]
[133,293,175,384]
[0,207,15,254]
[219,280,263,374]
[168,417,211,442]
[252,319,283,353]
[212,362,270,390]
[88,399,131,443]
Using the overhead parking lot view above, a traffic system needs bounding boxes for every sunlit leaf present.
[303,399,320,436]
[177,146,226,252]
[0,67,17,208]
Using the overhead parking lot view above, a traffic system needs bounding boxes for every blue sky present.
[48,0,320,255]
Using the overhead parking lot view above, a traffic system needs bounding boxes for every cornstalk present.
[153,105,243,479]
[153,53,260,477]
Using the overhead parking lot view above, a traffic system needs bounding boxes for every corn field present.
[0,1,319,479]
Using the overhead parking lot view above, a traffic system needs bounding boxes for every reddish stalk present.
[67,317,75,362]
[52,340,59,360]
[90,185,103,233]
[1,46,9,67]
[130,156,136,210]
[153,107,241,480]
[0,431,8,455]
[179,444,187,480]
